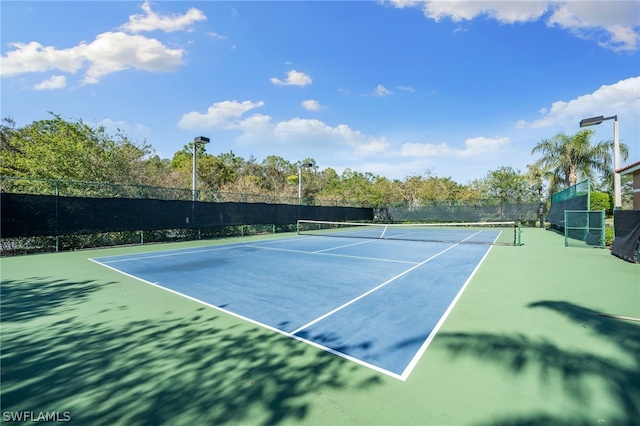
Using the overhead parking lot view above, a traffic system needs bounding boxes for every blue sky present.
[2,1,639,184]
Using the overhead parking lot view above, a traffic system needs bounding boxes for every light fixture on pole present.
[298,162,313,205]
[579,115,621,209]
[192,136,210,201]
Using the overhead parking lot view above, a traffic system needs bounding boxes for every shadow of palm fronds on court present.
[1,277,105,323]
[1,277,383,425]
[435,300,639,425]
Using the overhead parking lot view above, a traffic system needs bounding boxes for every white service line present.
[247,244,418,265]
[288,230,482,336]
[312,238,383,253]
[94,245,241,263]
[92,236,305,263]
[398,229,499,380]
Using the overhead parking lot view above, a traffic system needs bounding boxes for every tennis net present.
[297,220,522,246]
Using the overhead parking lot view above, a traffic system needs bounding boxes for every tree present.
[531,129,629,193]
[484,166,535,203]
[525,163,546,201]
[470,166,535,204]
[332,169,378,206]
[0,113,155,186]
[399,171,474,207]
[261,155,295,193]
[0,117,21,161]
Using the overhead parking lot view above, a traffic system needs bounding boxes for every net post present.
[513,222,522,246]
[564,211,569,246]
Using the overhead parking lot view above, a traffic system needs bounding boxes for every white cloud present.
[354,137,391,155]
[270,119,370,148]
[120,1,206,33]
[547,2,640,52]
[372,84,393,97]
[401,136,509,157]
[0,34,184,84]
[208,32,227,40]
[0,3,198,85]
[465,136,510,152]
[389,1,640,51]
[0,41,84,76]
[33,75,66,90]
[422,1,548,23]
[177,100,265,130]
[236,114,274,135]
[270,70,312,87]
[301,99,324,111]
[397,86,415,93]
[517,76,640,129]
[273,118,333,138]
[265,118,393,159]
[178,99,391,159]
[81,32,184,84]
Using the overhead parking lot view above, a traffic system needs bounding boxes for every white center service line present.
[246,244,418,265]
[313,238,381,253]
[288,230,482,336]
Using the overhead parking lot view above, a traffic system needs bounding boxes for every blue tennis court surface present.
[91,231,499,380]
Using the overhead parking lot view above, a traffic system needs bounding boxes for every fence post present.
[599,209,605,248]
[55,180,60,252]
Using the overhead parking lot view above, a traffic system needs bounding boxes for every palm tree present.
[531,129,629,194]
[525,163,546,199]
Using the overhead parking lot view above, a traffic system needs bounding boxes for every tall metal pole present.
[579,115,621,209]
[297,162,313,205]
[613,117,621,209]
[191,136,210,202]
[298,167,302,205]
[192,142,198,202]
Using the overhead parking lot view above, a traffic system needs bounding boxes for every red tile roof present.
[616,160,640,174]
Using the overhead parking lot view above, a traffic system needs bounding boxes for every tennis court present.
[90,223,506,379]
[2,226,638,425]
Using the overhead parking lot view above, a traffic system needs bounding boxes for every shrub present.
[590,192,611,214]
[605,226,614,247]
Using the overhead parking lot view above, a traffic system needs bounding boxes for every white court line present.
[92,235,307,263]
[247,244,418,265]
[89,228,493,381]
[95,245,242,263]
[313,238,381,253]
[398,229,500,380]
[88,256,406,380]
[289,230,482,336]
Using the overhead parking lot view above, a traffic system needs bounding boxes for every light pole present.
[298,162,313,205]
[579,115,621,209]
[192,136,210,201]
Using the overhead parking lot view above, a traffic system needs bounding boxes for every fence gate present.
[564,210,605,248]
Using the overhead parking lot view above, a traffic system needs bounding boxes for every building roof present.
[616,160,640,175]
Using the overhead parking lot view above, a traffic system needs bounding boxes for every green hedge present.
[590,192,611,214]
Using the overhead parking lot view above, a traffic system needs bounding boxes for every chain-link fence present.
[550,179,590,204]
[1,176,545,255]
[0,176,359,206]
[547,179,590,232]
[0,176,372,255]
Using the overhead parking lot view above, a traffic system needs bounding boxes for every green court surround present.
[1,228,638,425]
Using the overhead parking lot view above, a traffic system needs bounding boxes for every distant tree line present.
[0,114,631,210]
